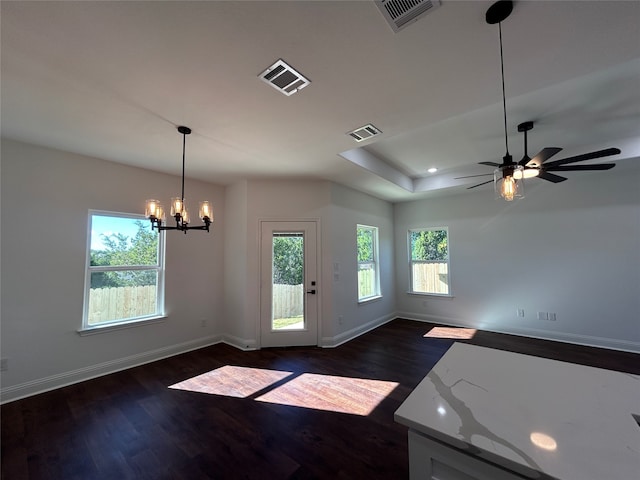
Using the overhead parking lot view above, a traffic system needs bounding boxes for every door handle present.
[306,289,316,294]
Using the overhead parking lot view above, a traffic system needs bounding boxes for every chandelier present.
[145,126,212,233]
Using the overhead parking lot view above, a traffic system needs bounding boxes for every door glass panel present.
[272,233,304,330]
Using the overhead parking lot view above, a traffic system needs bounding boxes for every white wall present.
[1,139,225,401]
[220,180,396,349]
[222,180,249,346]
[244,180,332,345]
[395,161,640,352]
[326,183,396,345]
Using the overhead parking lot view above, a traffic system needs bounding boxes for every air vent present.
[375,0,441,33]
[259,59,311,96]
[348,124,382,142]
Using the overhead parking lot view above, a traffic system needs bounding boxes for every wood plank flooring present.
[2,319,639,480]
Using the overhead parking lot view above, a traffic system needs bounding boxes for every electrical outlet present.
[200,319,207,328]
[338,315,343,325]
[548,312,556,321]
[517,308,525,317]
[537,312,549,321]
[1,358,8,372]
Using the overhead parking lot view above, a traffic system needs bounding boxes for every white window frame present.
[357,224,381,302]
[80,210,165,333]
[408,227,451,296]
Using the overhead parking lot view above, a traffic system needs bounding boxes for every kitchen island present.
[394,342,640,480]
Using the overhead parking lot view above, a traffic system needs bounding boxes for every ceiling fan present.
[457,0,621,199]
[457,121,620,188]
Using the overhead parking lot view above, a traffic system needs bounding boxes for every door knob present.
[306,289,316,294]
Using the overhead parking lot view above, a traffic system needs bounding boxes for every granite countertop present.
[394,342,640,480]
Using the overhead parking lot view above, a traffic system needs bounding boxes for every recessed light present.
[427,168,438,173]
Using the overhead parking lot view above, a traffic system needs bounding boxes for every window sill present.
[77,316,167,336]
[358,295,383,305]
[406,291,454,299]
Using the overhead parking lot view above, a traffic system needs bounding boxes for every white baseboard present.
[397,312,640,354]
[5,314,636,404]
[0,335,223,404]
[220,334,259,351]
[321,313,395,348]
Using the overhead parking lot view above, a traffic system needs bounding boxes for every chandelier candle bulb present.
[199,201,212,221]
[171,197,184,218]
[145,199,160,218]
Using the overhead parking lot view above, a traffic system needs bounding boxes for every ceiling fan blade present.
[467,179,494,189]
[537,171,567,183]
[544,148,621,168]
[524,147,562,166]
[546,164,615,172]
[518,155,531,166]
[479,161,500,167]
[454,173,494,179]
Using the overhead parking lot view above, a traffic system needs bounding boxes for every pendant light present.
[145,126,212,233]
[486,0,524,201]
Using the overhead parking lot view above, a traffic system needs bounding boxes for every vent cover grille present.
[347,124,382,142]
[375,0,441,32]
[259,59,311,96]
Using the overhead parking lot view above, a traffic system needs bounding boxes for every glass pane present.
[410,230,448,261]
[412,262,449,294]
[272,233,304,330]
[88,270,158,325]
[358,263,376,299]
[90,214,158,267]
[357,227,374,262]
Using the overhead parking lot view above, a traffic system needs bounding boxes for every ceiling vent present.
[375,0,441,33]
[259,59,311,96]
[347,124,382,142]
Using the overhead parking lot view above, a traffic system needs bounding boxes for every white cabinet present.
[407,430,527,480]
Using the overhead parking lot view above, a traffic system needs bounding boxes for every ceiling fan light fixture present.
[485,0,522,202]
[494,160,524,202]
[514,167,540,180]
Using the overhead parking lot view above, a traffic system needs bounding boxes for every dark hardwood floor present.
[2,319,639,480]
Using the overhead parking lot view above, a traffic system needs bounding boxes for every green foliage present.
[90,220,158,288]
[411,229,448,261]
[357,227,374,263]
[272,236,303,285]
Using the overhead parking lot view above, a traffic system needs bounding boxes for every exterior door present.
[260,221,318,347]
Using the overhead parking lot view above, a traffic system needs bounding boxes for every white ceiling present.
[2,1,639,202]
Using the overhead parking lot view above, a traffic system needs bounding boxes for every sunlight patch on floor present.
[424,327,477,339]
[256,373,399,416]
[169,365,293,398]
[169,367,398,416]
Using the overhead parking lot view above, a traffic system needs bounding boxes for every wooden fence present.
[90,284,304,324]
[89,265,447,325]
[358,268,376,298]
[88,285,157,325]
[412,262,449,294]
[272,284,303,319]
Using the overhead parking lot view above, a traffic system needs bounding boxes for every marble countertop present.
[394,342,640,480]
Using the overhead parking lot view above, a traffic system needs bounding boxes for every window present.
[409,227,450,295]
[357,225,380,301]
[82,211,165,330]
